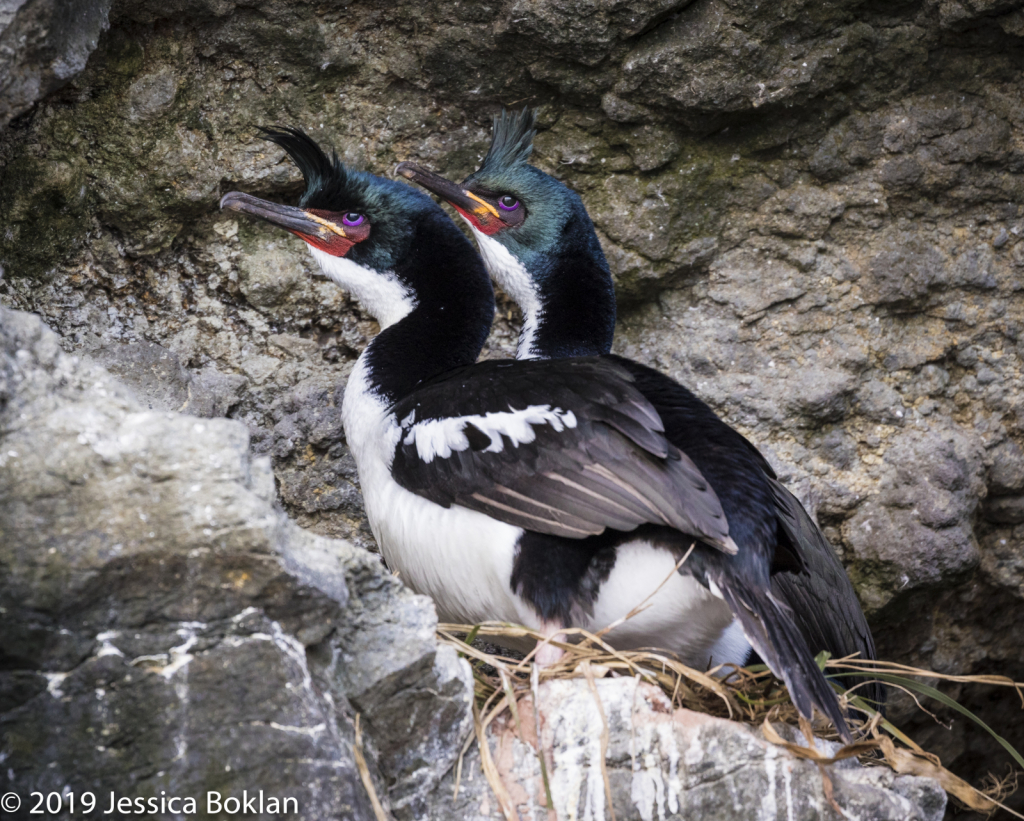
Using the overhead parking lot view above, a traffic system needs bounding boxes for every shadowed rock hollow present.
[2,0,1024,816]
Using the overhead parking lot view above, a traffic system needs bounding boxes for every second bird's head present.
[396,110,610,294]
[397,109,615,359]
[220,127,492,330]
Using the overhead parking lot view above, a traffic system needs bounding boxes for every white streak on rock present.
[763,745,779,820]
[45,672,68,698]
[96,630,124,658]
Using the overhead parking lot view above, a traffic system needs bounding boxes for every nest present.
[436,621,1024,820]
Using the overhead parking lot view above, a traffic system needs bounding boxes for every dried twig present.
[474,699,519,821]
[353,714,392,821]
[582,660,617,821]
[530,663,555,812]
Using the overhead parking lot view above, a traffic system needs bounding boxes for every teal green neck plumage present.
[465,109,617,360]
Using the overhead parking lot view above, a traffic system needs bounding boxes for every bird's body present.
[379,353,748,667]
[398,109,882,727]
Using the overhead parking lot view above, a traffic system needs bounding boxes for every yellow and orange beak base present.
[395,162,503,235]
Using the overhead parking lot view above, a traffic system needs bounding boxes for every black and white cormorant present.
[222,126,858,741]
[397,109,882,714]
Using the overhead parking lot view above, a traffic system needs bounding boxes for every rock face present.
[2,0,1024,811]
[0,0,113,128]
[428,678,947,821]
[0,305,473,820]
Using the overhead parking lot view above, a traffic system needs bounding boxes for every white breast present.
[342,353,533,627]
[466,222,543,360]
[310,247,416,330]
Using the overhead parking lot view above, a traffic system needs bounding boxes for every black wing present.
[389,357,737,554]
[711,568,855,743]
[608,354,875,733]
[768,480,884,708]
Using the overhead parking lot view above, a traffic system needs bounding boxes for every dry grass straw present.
[353,713,393,821]
[438,621,1024,819]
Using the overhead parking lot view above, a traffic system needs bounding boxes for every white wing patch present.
[403,405,578,463]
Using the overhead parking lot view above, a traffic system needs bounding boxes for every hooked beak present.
[219,191,348,240]
[395,162,500,223]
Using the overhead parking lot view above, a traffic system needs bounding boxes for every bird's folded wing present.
[712,571,853,743]
[388,357,737,553]
[768,479,883,707]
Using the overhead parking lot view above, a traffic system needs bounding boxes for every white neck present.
[309,246,417,330]
[466,222,543,360]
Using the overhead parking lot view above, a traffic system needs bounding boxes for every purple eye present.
[498,195,520,211]
[343,212,365,226]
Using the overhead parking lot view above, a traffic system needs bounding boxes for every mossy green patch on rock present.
[0,149,92,280]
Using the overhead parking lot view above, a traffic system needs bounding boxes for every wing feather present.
[467,491,600,536]
[389,357,735,551]
[768,479,883,707]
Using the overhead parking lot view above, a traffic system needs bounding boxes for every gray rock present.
[842,426,986,612]
[623,124,682,172]
[424,677,946,821]
[502,0,688,67]
[757,185,846,240]
[0,0,112,128]
[788,368,857,424]
[856,380,907,425]
[989,439,1024,494]
[0,306,473,818]
[708,249,807,319]
[866,231,949,306]
[85,339,247,416]
[983,495,1024,523]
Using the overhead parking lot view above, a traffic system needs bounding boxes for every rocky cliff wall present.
[2,0,1024,811]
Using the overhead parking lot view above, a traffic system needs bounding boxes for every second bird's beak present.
[395,162,499,222]
[219,191,347,240]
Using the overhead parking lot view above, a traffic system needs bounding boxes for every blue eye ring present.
[343,212,365,226]
[498,195,520,211]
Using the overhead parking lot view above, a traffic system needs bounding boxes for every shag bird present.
[397,109,882,715]
[222,126,858,741]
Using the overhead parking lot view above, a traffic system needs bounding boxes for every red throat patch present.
[452,205,503,236]
[292,230,356,256]
[293,208,372,256]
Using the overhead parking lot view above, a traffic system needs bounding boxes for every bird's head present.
[221,126,490,330]
[397,109,607,282]
[397,109,615,359]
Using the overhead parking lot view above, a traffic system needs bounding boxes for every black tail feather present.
[768,479,885,712]
[716,575,854,744]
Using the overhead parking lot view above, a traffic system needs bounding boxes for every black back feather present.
[259,126,346,208]
[479,108,538,175]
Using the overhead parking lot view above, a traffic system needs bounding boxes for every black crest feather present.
[479,108,537,175]
[259,125,346,207]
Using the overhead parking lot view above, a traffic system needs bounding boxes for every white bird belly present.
[369,469,526,626]
[580,541,748,670]
[342,356,526,627]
